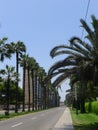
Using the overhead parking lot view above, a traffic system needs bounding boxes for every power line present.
[81,0,91,40]
[85,0,91,21]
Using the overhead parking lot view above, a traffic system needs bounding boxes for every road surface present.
[0,106,66,130]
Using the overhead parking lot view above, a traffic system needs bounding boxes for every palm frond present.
[50,45,68,58]
[48,58,78,75]
[80,18,96,48]
[91,15,98,50]
[70,37,92,58]
[52,67,77,87]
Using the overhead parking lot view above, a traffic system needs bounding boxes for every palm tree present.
[0,37,11,62]
[29,57,37,111]
[33,62,39,110]
[20,54,32,112]
[20,55,40,112]
[20,54,29,112]
[37,67,46,110]
[41,70,47,109]
[48,15,98,113]
[0,65,18,115]
[10,41,26,113]
[26,56,34,111]
[49,45,90,112]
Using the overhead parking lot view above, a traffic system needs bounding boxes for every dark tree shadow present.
[74,122,98,130]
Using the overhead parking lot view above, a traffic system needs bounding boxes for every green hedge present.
[85,101,98,114]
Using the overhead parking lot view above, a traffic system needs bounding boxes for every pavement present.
[53,107,74,130]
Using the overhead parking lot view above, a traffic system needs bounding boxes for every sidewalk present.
[54,107,74,130]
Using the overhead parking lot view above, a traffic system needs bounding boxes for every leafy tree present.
[0,82,23,108]
[0,65,19,115]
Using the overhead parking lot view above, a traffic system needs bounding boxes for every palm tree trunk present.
[31,70,34,111]
[35,75,37,110]
[28,68,31,111]
[44,86,46,109]
[15,52,19,113]
[22,65,26,112]
[43,82,47,109]
[80,98,86,113]
[5,77,10,115]
[80,81,86,113]
[33,73,35,111]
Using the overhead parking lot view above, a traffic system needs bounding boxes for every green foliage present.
[85,101,98,115]
[85,102,92,113]
[0,83,23,104]
[91,101,98,115]
[71,108,98,130]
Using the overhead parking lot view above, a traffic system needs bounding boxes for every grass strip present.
[0,107,53,121]
[0,109,45,121]
[70,109,98,130]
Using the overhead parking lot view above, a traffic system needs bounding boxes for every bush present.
[86,101,92,113]
[92,101,98,115]
[85,101,98,114]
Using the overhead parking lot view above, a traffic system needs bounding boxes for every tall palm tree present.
[48,15,98,113]
[20,54,29,112]
[36,66,46,110]
[10,41,26,113]
[20,55,39,111]
[33,62,39,110]
[37,67,46,110]
[49,46,91,112]
[26,56,34,112]
[29,57,37,111]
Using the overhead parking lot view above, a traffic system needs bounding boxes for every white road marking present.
[40,114,45,116]
[11,122,23,128]
[31,117,37,120]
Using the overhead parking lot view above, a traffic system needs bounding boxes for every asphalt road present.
[0,106,65,130]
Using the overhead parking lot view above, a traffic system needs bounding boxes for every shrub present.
[92,101,98,115]
[85,101,98,114]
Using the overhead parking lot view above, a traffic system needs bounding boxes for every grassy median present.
[0,108,51,121]
[71,109,98,130]
[0,111,33,120]
[0,110,43,121]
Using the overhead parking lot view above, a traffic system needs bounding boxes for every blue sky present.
[0,0,98,101]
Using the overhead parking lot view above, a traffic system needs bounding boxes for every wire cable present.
[81,0,91,40]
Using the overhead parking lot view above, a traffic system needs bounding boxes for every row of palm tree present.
[0,37,60,115]
[48,15,98,113]
[20,56,60,111]
[0,38,26,114]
